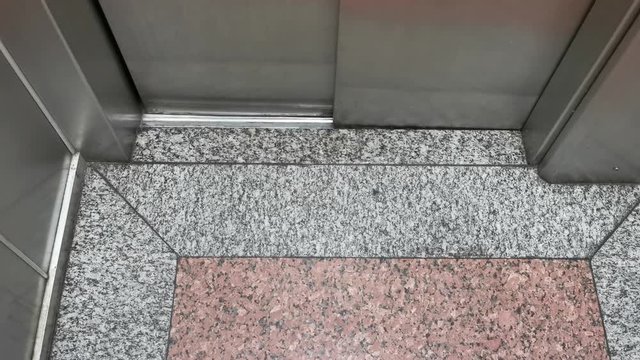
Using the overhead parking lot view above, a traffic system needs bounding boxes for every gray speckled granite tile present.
[133,127,526,165]
[51,168,177,360]
[95,163,640,258]
[593,205,640,360]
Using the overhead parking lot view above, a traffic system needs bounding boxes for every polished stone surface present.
[95,163,640,258]
[133,127,527,165]
[168,258,606,359]
[51,169,177,359]
[593,205,640,360]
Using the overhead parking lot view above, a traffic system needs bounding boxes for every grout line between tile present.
[589,196,640,259]
[124,161,533,168]
[164,258,180,360]
[178,255,591,261]
[589,259,612,359]
[91,165,180,256]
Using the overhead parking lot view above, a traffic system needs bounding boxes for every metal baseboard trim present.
[141,114,334,129]
[32,153,86,360]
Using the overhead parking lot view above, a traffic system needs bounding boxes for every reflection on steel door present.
[99,0,339,116]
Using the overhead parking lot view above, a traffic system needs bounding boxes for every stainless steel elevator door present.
[334,0,593,128]
[98,0,339,116]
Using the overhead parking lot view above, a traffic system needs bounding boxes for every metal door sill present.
[141,114,334,129]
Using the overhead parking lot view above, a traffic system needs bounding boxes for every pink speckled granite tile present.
[168,259,607,359]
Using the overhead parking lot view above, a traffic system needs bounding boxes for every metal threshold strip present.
[141,114,334,129]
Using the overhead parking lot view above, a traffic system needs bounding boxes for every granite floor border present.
[96,163,638,259]
[86,161,639,359]
[58,164,633,358]
[89,161,638,262]
[132,128,527,165]
[591,203,640,359]
[66,168,601,267]
[94,160,640,259]
[51,168,178,359]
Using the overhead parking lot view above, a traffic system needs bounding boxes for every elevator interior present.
[1,0,640,359]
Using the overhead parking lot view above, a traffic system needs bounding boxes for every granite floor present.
[51,128,640,359]
[51,169,177,360]
[593,206,640,359]
[132,127,526,165]
[95,163,639,259]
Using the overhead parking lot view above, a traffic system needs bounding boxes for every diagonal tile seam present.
[91,164,180,256]
[51,167,179,359]
[588,197,640,259]
[589,259,613,359]
[587,198,640,360]
[164,258,180,360]
[586,197,640,359]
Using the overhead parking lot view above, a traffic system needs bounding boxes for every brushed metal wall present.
[0,53,71,271]
[334,0,593,128]
[539,13,640,183]
[98,0,339,116]
[523,0,640,164]
[0,246,46,360]
[0,49,70,359]
[0,0,140,161]
[45,0,142,155]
